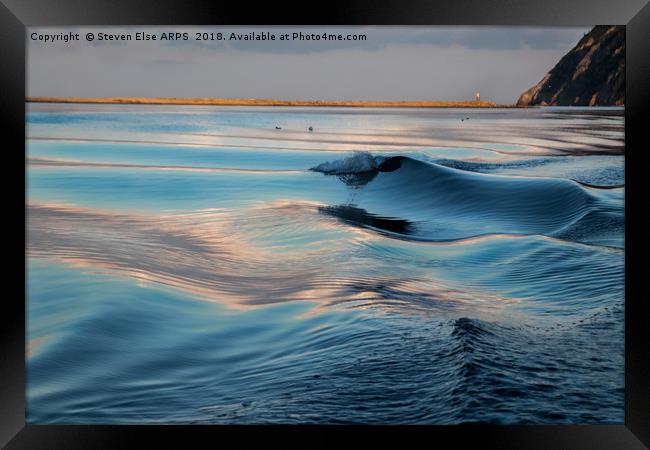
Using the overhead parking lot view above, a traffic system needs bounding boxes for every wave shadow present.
[318,204,415,235]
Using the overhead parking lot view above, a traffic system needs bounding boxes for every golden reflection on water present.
[27,335,56,358]
[27,200,519,317]
[27,157,304,174]
[27,109,624,156]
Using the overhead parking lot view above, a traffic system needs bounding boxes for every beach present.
[26,97,511,108]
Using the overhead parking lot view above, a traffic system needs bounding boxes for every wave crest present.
[310,153,623,247]
[310,151,385,174]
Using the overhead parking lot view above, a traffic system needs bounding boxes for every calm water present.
[26,104,625,424]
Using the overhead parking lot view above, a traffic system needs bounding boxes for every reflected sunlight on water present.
[27,104,624,424]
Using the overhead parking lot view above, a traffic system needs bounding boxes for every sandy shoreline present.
[27,96,516,108]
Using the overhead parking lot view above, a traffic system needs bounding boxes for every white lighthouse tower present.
[475,91,481,102]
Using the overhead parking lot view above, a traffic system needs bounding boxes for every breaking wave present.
[312,153,623,247]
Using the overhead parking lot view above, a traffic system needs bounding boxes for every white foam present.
[311,151,383,174]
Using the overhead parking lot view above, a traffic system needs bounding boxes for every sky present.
[27,26,590,104]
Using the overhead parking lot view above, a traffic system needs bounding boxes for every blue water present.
[27,103,624,424]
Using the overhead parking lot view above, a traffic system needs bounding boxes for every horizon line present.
[26,96,516,108]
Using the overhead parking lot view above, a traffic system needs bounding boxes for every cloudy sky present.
[27,26,590,104]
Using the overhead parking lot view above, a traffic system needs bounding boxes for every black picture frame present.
[2,0,649,448]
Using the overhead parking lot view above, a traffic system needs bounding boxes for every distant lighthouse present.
[475,91,481,102]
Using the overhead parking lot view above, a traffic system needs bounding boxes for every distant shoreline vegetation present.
[26,97,516,108]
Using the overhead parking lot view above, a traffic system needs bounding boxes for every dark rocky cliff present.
[517,25,624,106]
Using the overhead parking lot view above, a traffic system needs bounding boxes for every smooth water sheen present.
[27,104,624,424]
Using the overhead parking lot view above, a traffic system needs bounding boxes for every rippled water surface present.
[27,104,624,424]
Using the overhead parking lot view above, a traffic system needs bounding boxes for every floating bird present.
[275,126,282,130]
[308,126,313,132]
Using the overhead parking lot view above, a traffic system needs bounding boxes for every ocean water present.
[26,103,625,424]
